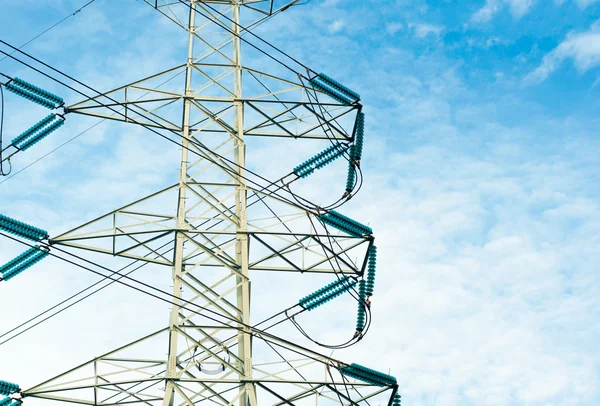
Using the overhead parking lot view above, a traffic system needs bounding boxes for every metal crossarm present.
[3,1,400,405]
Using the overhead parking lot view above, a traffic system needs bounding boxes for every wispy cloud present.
[525,21,600,84]
[472,0,537,22]
[329,19,345,33]
[409,23,444,39]
[555,0,600,7]
[386,22,403,35]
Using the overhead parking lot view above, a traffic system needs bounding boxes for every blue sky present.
[0,1,599,405]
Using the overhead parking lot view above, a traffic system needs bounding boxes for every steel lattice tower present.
[0,1,401,405]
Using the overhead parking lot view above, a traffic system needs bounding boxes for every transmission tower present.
[0,1,401,405]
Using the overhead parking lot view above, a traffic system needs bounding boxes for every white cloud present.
[472,0,537,22]
[410,23,444,39]
[386,22,403,35]
[526,21,600,84]
[555,0,600,7]
[329,19,345,33]
[1,2,600,406]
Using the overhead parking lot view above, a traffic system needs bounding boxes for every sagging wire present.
[0,10,272,186]
[275,73,364,212]
[300,75,365,205]
[0,59,370,354]
[0,230,347,370]
[282,213,374,350]
[240,65,362,211]
[0,43,324,216]
[0,2,372,357]
[0,0,97,65]
[176,0,314,79]
[0,165,311,346]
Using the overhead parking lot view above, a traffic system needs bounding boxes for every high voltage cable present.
[0,4,395,403]
[0,0,370,362]
[0,3,284,185]
[0,231,348,367]
[0,42,330,214]
[0,159,329,345]
[175,0,312,77]
[0,18,360,209]
[0,0,97,64]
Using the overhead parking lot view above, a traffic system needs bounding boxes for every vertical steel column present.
[232,2,255,405]
[163,2,196,405]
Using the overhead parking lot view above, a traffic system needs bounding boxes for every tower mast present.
[3,1,402,405]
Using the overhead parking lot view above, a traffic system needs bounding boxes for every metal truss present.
[18,1,395,405]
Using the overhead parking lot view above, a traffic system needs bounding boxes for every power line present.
[175,0,312,77]
[0,5,286,185]
[0,0,97,64]
[0,230,347,367]
[0,42,327,214]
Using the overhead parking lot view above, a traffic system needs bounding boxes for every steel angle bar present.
[52,184,179,241]
[48,242,174,266]
[64,109,182,131]
[101,358,166,365]
[299,104,356,140]
[250,233,304,272]
[324,384,361,406]
[305,235,367,274]
[24,329,169,393]
[175,327,243,374]
[185,186,239,225]
[128,85,184,98]
[190,99,236,135]
[248,234,310,268]
[242,67,304,88]
[176,279,241,322]
[245,101,300,138]
[116,98,184,130]
[182,235,242,275]
[270,384,330,406]
[117,210,175,221]
[183,228,238,264]
[146,3,238,66]
[183,231,237,263]
[96,376,156,406]
[113,229,174,263]
[242,86,304,102]
[68,97,180,110]
[66,64,186,109]
[189,183,238,219]
[181,271,241,314]
[191,65,235,97]
[52,229,175,244]
[189,104,233,131]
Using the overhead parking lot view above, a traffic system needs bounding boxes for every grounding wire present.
[0,36,360,213]
[0,164,313,345]
[0,0,97,64]
[0,10,271,185]
[175,0,312,77]
[0,12,368,351]
[0,230,347,369]
[0,44,325,216]
[287,214,374,349]
[1,1,378,393]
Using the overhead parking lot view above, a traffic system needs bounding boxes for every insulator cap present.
[0,214,49,241]
[0,381,19,396]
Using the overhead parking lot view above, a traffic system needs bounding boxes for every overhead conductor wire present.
[0,0,371,360]
[0,230,347,372]
[0,40,327,215]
